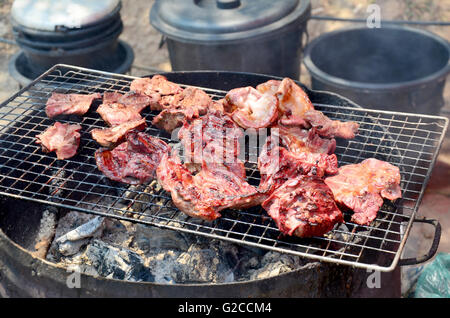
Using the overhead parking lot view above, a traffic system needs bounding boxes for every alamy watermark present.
[366,4,381,28]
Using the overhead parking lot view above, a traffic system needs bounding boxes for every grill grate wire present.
[0,65,447,271]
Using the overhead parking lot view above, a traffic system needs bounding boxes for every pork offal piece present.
[256,78,359,139]
[224,86,278,129]
[178,110,245,179]
[95,131,170,185]
[304,110,359,140]
[91,118,147,148]
[152,87,212,133]
[258,137,338,195]
[324,158,402,225]
[36,122,82,160]
[130,75,183,97]
[156,153,265,221]
[45,92,101,118]
[262,175,344,238]
[97,91,152,127]
[273,124,337,155]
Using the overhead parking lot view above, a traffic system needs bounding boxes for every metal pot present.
[150,0,311,79]
[303,26,450,115]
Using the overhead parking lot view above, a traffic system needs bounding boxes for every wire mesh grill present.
[0,64,447,271]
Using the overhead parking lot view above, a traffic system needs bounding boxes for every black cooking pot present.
[303,26,450,115]
[150,0,311,79]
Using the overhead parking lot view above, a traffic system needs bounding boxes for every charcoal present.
[82,239,154,282]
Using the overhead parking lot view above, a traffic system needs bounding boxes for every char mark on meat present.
[95,131,170,185]
[130,75,183,99]
[324,158,402,225]
[156,153,266,221]
[45,92,101,118]
[91,118,147,148]
[262,175,344,238]
[36,122,82,160]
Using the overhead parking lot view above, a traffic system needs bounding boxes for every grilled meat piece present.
[324,158,402,225]
[97,91,153,127]
[262,175,344,237]
[95,131,170,185]
[91,118,147,148]
[258,136,338,194]
[45,92,101,118]
[178,110,245,178]
[256,78,359,139]
[273,124,336,155]
[224,86,278,129]
[156,153,265,221]
[36,122,82,160]
[152,87,212,133]
[103,91,157,111]
[304,110,359,139]
[130,75,183,98]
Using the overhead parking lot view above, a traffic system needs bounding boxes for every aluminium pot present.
[303,26,450,115]
[10,0,124,76]
[150,0,311,80]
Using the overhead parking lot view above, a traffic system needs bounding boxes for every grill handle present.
[399,218,441,266]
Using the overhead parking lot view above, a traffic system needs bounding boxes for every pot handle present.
[398,218,441,266]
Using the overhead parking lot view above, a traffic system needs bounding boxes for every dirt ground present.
[0,0,449,293]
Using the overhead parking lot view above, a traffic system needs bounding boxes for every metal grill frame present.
[0,64,447,272]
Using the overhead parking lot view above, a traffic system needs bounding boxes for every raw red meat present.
[45,92,101,118]
[324,158,402,225]
[36,122,82,160]
[262,175,344,237]
[95,131,170,185]
[224,86,278,129]
[91,118,147,148]
[156,153,265,221]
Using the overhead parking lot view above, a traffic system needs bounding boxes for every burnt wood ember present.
[95,131,170,185]
[45,92,101,118]
[325,158,402,225]
[91,118,147,148]
[224,86,278,129]
[262,175,344,238]
[35,122,82,160]
[156,153,265,221]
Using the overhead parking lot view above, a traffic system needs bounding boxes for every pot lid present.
[150,0,310,43]
[11,0,121,31]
